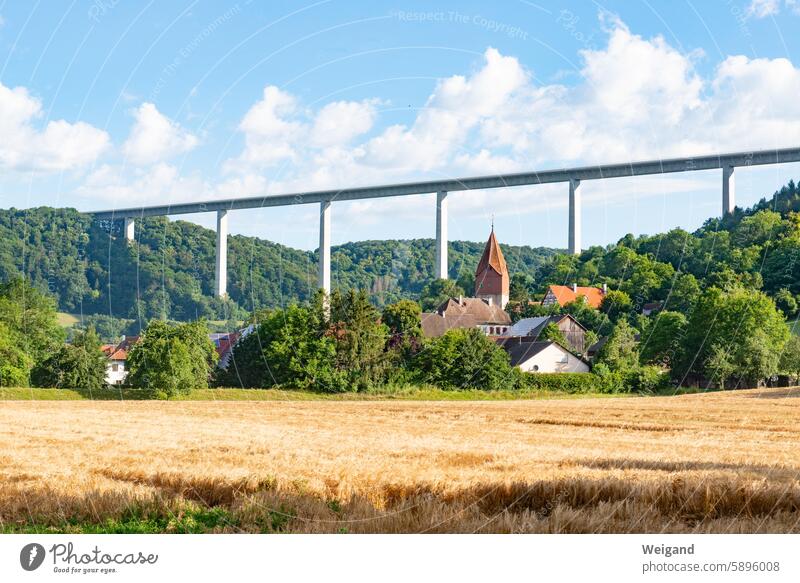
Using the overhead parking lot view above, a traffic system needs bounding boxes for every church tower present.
[474,226,509,309]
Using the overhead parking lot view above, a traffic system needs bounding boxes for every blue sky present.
[1,0,800,251]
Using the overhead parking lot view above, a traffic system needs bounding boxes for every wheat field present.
[1,388,799,533]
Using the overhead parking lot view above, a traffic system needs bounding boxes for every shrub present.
[127,320,217,398]
[413,328,515,391]
[624,364,668,393]
[590,363,626,394]
[0,322,32,387]
[515,371,598,393]
[32,327,108,390]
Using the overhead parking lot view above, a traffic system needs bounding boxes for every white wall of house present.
[518,343,590,373]
[105,360,127,385]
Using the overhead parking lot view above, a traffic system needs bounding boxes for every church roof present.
[420,297,511,337]
[475,229,508,277]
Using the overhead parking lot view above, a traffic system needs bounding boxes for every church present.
[420,228,512,338]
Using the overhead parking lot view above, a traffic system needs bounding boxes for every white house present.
[499,339,590,373]
[100,336,139,385]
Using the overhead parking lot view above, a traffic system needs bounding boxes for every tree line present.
[0,207,556,329]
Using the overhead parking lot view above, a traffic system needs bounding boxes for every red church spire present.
[475,227,509,308]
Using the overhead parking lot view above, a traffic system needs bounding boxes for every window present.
[532,365,539,371]
[111,363,119,372]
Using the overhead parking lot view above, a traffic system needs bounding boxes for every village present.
[97,229,612,388]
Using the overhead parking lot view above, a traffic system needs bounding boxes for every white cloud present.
[78,162,207,204]
[746,0,781,18]
[310,99,378,147]
[230,87,381,170]
[0,82,109,172]
[233,86,303,167]
[745,0,800,17]
[361,48,527,172]
[122,102,198,165]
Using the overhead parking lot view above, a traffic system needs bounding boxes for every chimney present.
[602,283,608,294]
[458,295,463,305]
[571,283,578,293]
[486,296,493,306]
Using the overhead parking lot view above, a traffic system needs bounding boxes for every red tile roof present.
[102,336,140,361]
[545,285,605,308]
[475,230,508,277]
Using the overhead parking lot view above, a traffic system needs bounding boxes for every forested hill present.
[5,178,800,327]
[0,207,558,322]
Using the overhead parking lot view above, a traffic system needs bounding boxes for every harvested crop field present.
[1,387,799,533]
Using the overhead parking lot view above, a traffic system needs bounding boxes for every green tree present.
[0,321,32,386]
[32,327,107,390]
[681,286,789,385]
[733,210,785,247]
[414,328,513,391]
[127,319,217,398]
[597,320,639,372]
[509,273,534,302]
[259,303,339,390]
[381,299,422,339]
[774,288,798,317]
[419,279,465,311]
[639,311,687,368]
[599,290,633,322]
[704,344,736,390]
[583,330,599,355]
[0,278,64,361]
[666,273,701,314]
[779,335,800,381]
[330,290,390,390]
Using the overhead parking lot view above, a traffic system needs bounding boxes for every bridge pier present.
[435,191,448,279]
[124,218,135,242]
[319,201,331,294]
[723,165,735,216]
[568,178,581,255]
[215,210,228,297]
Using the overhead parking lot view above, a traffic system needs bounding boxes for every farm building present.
[502,314,589,354]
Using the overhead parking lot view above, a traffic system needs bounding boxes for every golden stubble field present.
[1,388,799,533]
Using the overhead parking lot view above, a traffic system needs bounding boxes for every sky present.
[1,0,800,251]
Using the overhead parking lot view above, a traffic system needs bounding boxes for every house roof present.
[497,337,587,367]
[505,314,586,338]
[213,331,241,368]
[501,340,554,366]
[475,229,508,277]
[545,285,605,308]
[100,336,140,361]
[587,336,608,355]
[421,296,511,337]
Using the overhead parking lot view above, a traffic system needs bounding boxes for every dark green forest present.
[0,207,557,325]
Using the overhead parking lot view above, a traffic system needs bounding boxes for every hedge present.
[516,372,600,393]
[516,366,670,394]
